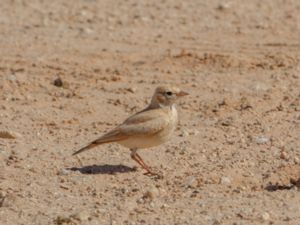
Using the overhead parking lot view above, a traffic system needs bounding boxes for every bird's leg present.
[130,149,157,176]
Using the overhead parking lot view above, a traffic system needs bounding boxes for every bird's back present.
[117,105,178,149]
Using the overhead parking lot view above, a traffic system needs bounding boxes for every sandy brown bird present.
[73,85,188,175]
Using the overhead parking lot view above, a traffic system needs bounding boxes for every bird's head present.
[150,85,188,108]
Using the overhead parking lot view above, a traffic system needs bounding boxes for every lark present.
[73,85,188,175]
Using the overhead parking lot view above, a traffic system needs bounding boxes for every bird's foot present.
[143,170,163,179]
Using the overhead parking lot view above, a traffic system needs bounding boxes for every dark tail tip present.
[72,147,85,156]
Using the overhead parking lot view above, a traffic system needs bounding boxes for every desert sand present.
[0,0,300,224]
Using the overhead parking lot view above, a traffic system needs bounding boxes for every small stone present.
[0,131,16,139]
[143,187,159,200]
[73,210,90,221]
[261,212,270,221]
[220,176,231,185]
[161,203,168,209]
[180,129,189,137]
[126,87,137,93]
[217,3,231,11]
[8,74,17,81]
[220,117,233,126]
[239,97,252,110]
[189,129,200,136]
[0,191,6,207]
[83,27,94,34]
[294,178,300,188]
[136,198,144,204]
[0,191,6,198]
[168,48,183,58]
[57,169,70,176]
[53,78,63,87]
[280,151,288,160]
[255,136,269,144]
[54,215,72,225]
[184,176,198,188]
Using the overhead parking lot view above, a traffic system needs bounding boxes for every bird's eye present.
[165,91,173,96]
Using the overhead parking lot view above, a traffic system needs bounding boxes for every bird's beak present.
[176,91,189,97]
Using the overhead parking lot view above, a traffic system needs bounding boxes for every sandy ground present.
[0,0,300,224]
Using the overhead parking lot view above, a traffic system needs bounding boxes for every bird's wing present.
[73,108,169,155]
[119,108,169,136]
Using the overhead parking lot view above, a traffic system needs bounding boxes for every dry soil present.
[0,0,300,225]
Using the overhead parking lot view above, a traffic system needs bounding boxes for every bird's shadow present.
[67,164,136,175]
[265,177,300,192]
[264,183,293,192]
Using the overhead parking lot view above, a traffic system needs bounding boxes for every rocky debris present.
[57,168,70,176]
[53,77,63,87]
[142,187,160,201]
[0,191,6,207]
[219,117,234,126]
[72,210,91,222]
[280,150,288,160]
[180,129,200,137]
[126,87,137,93]
[239,97,252,110]
[255,136,269,144]
[0,131,16,139]
[54,215,73,225]
[216,2,231,11]
[183,176,199,188]
[294,156,300,164]
[261,212,270,221]
[220,176,231,185]
[290,177,300,189]
[54,210,92,224]
[7,74,17,82]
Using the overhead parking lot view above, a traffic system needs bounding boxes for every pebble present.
[0,131,16,139]
[0,191,6,207]
[8,74,17,81]
[136,198,145,204]
[83,27,94,35]
[54,215,72,225]
[126,87,137,93]
[53,78,63,87]
[143,187,159,200]
[184,176,198,188]
[294,178,300,188]
[220,176,231,185]
[180,129,189,137]
[0,191,6,198]
[57,168,70,176]
[216,2,231,10]
[255,136,269,144]
[261,212,270,221]
[280,151,288,160]
[180,129,199,137]
[73,210,90,221]
[220,117,233,126]
[168,48,183,58]
[189,129,200,136]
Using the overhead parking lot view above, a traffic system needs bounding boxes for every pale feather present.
[72,107,171,155]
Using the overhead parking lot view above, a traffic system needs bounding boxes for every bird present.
[73,85,188,176]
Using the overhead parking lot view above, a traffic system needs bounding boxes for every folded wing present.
[72,108,169,155]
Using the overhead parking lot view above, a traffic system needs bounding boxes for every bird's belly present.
[117,134,169,149]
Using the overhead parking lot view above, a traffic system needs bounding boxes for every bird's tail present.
[72,129,127,156]
[72,142,100,156]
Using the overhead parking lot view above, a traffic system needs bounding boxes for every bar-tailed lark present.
[73,85,188,175]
